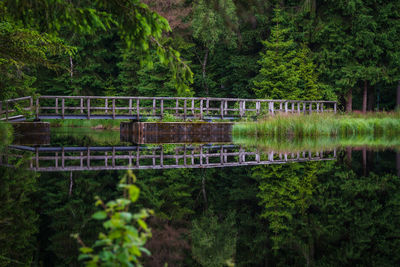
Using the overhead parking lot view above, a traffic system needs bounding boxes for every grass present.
[0,122,12,149]
[51,127,122,146]
[233,112,400,138]
[48,119,124,130]
[234,135,400,153]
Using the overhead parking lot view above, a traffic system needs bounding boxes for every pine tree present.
[253,8,324,100]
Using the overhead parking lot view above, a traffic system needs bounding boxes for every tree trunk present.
[346,88,352,113]
[397,80,400,110]
[367,86,375,111]
[362,80,368,113]
[201,48,209,95]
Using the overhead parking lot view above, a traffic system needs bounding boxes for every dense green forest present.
[2,1,400,266]
[2,0,400,112]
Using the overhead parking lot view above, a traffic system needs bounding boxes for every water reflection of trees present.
[0,165,38,266]
[253,150,400,266]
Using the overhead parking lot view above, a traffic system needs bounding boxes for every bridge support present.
[10,122,50,145]
[120,122,232,144]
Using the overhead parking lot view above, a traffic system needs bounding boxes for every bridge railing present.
[35,96,337,120]
[0,96,34,121]
[1,144,337,171]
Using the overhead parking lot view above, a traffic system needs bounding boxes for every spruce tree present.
[253,8,323,100]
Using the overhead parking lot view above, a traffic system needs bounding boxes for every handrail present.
[1,95,338,121]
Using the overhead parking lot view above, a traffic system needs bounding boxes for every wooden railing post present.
[200,99,203,120]
[297,102,301,114]
[160,99,164,119]
[29,97,33,112]
[129,98,132,116]
[191,99,195,116]
[61,98,65,119]
[80,98,84,114]
[256,101,260,115]
[309,102,312,114]
[334,102,337,113]
[220,100,224,119]
[279,102,283,112]
[269,102,275,115]
[284,102,288,113]
[175,99,179,115]
[184,99,187,120]
[206,99,209,115]
[112,98,116,119]
[303,102,306,114]
[239,101,243,117]
[36,98,39,120]
[87,98,91,119]
[55,97,59,114]
[316,103,320,113]
[136,99,140,120]
[291,102,295,113]
[105,99,108,114]
[153,99,156,116]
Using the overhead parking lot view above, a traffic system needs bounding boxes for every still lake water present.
[1,127,400,266]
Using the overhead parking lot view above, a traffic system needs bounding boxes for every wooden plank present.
[55,98,59,114]
[136,99,140,120]
[160,99,164,119]
[61,98,65,119]
[87,98,91,119]
[200,99,203,120]
[184,99,187,120]
[191,99,195,115]
[36,98,39,120]
[80,98,84,114]
[112,98,116,119]
[220,100,224,119]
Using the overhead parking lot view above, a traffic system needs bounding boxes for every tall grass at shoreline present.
[0,122,12,148]
[233,113,400,138]
[234,135,400,152]
[48,119,123,129]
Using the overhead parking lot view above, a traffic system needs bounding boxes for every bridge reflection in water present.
[1,144,337,172]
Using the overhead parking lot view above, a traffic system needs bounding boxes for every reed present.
[0,122,12,148]
[233,112,400,138]
[233,135,400,153]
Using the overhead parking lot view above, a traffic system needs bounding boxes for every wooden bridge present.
[0,96,337,121]
[1,144,337,172]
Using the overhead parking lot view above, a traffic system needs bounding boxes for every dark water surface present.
[1,128,400,266]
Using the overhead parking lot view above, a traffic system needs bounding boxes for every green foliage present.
[234,113,400,138]
[74,171,153,266]
[0,163,38,266]
[192,0,238,52]
[253,7,326,100]
[191,210,237,267]
[0,19,74,100]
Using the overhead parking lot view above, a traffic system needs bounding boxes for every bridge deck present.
[0,96,337,121]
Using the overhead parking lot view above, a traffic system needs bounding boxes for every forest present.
[1,0,400,266]
[1,0,400,111]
